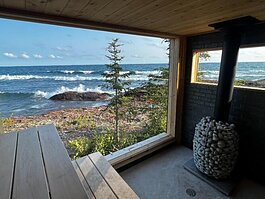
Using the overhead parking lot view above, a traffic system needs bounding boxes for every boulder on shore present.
[49,91,111,101]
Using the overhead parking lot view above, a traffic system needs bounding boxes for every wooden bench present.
[73,153,139,199]
[0,124,139,199]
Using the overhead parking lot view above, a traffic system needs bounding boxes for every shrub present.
[68,131,153,159]
[68,137,94,159]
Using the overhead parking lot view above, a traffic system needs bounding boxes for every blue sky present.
[1,18,265,66]
[203,47,265,63]
[0,18,168,66]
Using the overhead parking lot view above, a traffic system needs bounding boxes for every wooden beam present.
[0,7,178,38]
[191,52,199,82]
[175,37,187,144]
[167,38,179,138]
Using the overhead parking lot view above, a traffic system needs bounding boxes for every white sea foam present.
[104,70,161,76]
[135,70,161,75]
[61,70,75,74]
[0,74,149,81]
[60,70,94,74]
[34,90,49,98]
[81,70,93,74]
[47,70,94,74]
[0,74,104,81]
[34,84,113,99]
[0,74,49,80]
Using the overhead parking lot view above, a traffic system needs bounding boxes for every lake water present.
[1,62,264,117]
[0,64,166,117]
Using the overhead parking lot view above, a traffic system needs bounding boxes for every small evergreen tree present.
[102,38,132,142]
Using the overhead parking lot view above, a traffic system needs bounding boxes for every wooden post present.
[167,38,179,138]
[167,37,186,143]
[191,52,199,82]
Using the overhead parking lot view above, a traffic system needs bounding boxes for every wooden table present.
[0,124,139,199]
[0,124,89,199]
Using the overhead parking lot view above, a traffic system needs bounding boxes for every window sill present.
[105,133,175,169]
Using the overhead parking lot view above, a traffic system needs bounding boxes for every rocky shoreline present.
[201,79,265,88]
[1,100,149,150]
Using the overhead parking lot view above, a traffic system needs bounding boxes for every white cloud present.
[33,54,42,59]
[56,46,71,51]
[131,54,143,58]
[201,47,265,63]
[49,54,56,59]
[49,54,63,59]
[3,52,17,58]
[21,53,30,59]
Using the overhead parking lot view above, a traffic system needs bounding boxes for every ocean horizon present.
[1,62,265,117]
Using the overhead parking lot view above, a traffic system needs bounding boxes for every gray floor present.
[120,145,265,199]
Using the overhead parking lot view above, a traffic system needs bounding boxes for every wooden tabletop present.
[0,124,89,199]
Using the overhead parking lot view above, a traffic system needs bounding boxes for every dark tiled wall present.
[181,27,265,184]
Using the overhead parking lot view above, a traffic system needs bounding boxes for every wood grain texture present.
[89,152,139,199]
[38,124,89,199]
[175,37,187,144]
[0,7,176,38]
[0,132,17,199]
[76,0,112,18]
[1,0,25,9]
[1,0,265,36]
[12,127,50,199]
[72,160,95,199]
[61,0,90,16]
[44,0,69,14]
[167,38,179,138]
[76,156,117,199]
[26,0,47,12]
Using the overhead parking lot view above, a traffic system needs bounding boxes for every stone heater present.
[193,116,239,179]
[185,17,261,195]
[192,19,243,178]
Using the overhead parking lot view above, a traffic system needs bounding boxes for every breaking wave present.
[0,74,150,81]
[34,84,113,98]
[47,70,94,74]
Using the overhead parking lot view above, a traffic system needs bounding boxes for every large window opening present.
[0,18,174,160]
[191,47,265,89]
[191,50,222,84]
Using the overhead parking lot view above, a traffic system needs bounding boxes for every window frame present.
[105,38,184,169]
[191,47,265,91]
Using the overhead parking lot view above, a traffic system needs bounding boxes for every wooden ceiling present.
[0,0,265,38]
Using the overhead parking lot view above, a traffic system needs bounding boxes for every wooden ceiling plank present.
[0,7,177,38]
[1,0,265,36]
[76,0,113,18]
[2,0,25,9]
[26,0,47,12]
[103,0,160,23]
[161,5,265,34]
[44,0,69,15]
[61,0,92,16]
[131,0,214,27]
[114,0,200,26]
[147,0,265,30]
[90,0,135,22]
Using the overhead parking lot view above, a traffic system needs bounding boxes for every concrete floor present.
[120,145,265,199]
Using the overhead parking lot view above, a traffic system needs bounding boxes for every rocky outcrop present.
[50,91,111,101]
[243,79,265,88]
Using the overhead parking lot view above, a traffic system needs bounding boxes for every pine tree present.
[102,38,132,142]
